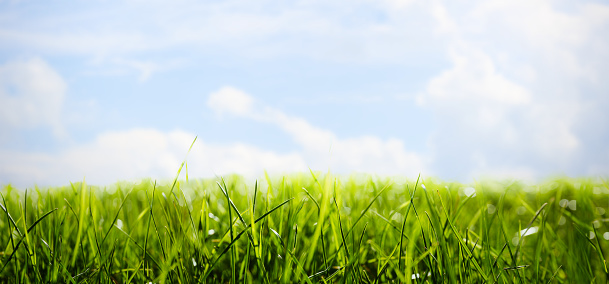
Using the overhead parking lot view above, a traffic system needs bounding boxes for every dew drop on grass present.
[593,220,601,228]
[590,231,595,239]
[208,212,220,222]
[604,232,609,240]
[559,199,569,207]
[343,206,351,215]
[463,187,476,197]
[392,212,403,222]
[512,227,538,245]
[192,258,197,267]
[558,216,566,225]
[487,204,496,214]
[568,200,577,210]
[116,219,123,230]
[596,207,606,215]
[517,206,526,215]
[519,226,538,237]
[411,272,431,279]
[208,229,215,235]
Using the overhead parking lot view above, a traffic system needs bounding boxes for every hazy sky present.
[1,0,608,187]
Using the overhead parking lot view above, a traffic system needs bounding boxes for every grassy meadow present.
[1,171,608,283]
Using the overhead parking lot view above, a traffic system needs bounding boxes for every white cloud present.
[207,86,255,117]
[421,44,534,141]
[0,1,441,65]
[470,1,609,50]
[207,86,426,176]
[462,0,609,84]
[0,58,66,137]
[0,128,307,187]
[109,58,161,82]
[430,0,458,36]
[1,1,606,76]
[425,45,531,105]
[526,102,580,156]
[194,142,306,177]
[419,1,605,179]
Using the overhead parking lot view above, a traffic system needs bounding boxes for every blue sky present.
[1,0,608,187]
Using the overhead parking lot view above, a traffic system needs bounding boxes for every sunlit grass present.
[1,172,608,283]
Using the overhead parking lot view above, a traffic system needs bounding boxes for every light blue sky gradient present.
[1,0,608,187]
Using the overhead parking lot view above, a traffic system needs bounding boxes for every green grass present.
[1,172,608,283]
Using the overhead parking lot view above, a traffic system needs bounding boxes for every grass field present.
[1,170,608,283]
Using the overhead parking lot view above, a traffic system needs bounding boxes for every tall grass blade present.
[202,198,293,280]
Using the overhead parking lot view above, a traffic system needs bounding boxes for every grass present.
[1,171,608,283]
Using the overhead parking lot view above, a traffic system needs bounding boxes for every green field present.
[1,172,608,283]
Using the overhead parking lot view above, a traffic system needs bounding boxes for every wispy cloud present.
[207,86,426,175]
[0,57,66,138]
[0,128,307,187]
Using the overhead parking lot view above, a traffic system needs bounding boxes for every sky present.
[1,0,609,188]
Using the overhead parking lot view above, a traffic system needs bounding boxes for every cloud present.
[193,141,306,178]
[425,45,531,105]
[3,1,604,89]
[0,1,439,64]
[207,86,255,117]
[0,128,307,187]
[436,0,609,92]
[0,58,66,137]
[207,86,426,176]
[110,58,161,82]
[1,0,607,183]
[419,1,603,179]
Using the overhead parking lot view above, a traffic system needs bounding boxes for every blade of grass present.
[435,189,488,281]
[331,181,393,263]
[513,202,547,261]
[0,208,57,274]
[168,136,197,198]
[70,180,88,267]
[202,198,293,280]
[304,169,332,270]
[399,174,420,271]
